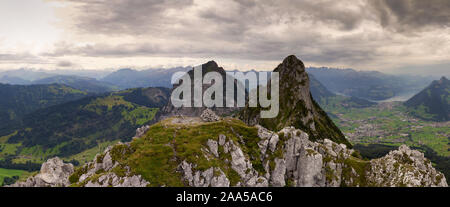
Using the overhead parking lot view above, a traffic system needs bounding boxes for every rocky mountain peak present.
[272,55,310,100]
[189,60,226,76]
[203,60,219,69]
[273,55,312,109]
[275,55,306,73]
[240,55,350,147]
[162,60,242,118]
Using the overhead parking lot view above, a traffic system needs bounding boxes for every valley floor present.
[323,101,449,157]
[321,99,449,182]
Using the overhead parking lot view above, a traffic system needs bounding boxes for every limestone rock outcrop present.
[68,143,150,187]
[7,157,74,187]
[201,109,221,122]
[133,125,150,139]
[174,124,447,187]
[367,145,447,187]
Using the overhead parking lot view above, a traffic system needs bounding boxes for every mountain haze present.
[101,67,191,89]
[306,67,434,101]
[405,77,449,122]
[32,75,117,93]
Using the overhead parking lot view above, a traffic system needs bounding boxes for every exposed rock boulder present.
[180,161,230,187]
[177,133,268,187]
[297,147,324,187]
[201,109,221,122]
[84,173,149,187]
[367,145,447,187]
[68,143,150,187]
[206,139,219,157]
[7,157,74,187]
[134,125,150,139]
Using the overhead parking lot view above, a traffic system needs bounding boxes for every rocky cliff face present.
[68,144,150,187]
[240,55,350,146]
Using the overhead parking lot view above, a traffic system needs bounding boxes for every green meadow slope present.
[405,77,449,122]
[0,87,170,168]
[0,83,88,131]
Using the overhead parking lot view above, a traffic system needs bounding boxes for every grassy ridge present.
[100,118,263,186]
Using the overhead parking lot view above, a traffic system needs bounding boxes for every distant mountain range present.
[0,69,110,82]
[0,75,31,85]
[306,67,434,101]
[1,66,436,103]
[0,72,117,93]
[405,77,449,122]
[31,75,117,93]
[309,75,376,110]
[0,83,89,131]
[100,67,191,89]
[0,67,191,92]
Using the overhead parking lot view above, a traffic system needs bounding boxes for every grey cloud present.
[44,30,379,66]
[57,0,368,36]
[369,0,450,32]
[46,0,450,69]
[60,0,450,35]
[269,0,366,30]
[43,42,162,57]
[0,53,45,64]
[57,60,74,67]
[54,0,194,34]
[198,0,367,34]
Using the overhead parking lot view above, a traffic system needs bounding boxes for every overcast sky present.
[0,0,449,74]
